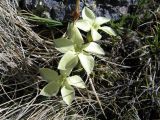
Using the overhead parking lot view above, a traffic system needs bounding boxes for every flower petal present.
[60,67,72,77]
[40,81,60,97]
[61,82,75,105]
[100,26,116,36]
[84,42,105,55]
[67,75,86,88]
[58,51,78,71]
[75,20,91,32]
[78,52,94,75]
[82,7,95,22]
[95,17,110,25]
[70,23,84,46]
[55,38,74,53]
[91,28,102,41]
[39,68,59,83]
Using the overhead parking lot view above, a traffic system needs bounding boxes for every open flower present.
[55,23,105,75]
[40,68,86,105]
[76,7,116,41]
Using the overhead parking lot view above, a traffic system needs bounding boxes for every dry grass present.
[0,0,160,120]
[0,0,61,119]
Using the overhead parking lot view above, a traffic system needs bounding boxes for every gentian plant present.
[40,7,116,105]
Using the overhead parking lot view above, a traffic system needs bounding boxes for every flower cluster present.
[40,7,116,105]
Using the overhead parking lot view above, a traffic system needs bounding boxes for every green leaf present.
[67,75,86,88]
[75,20,91,32]
[100,26,116,36]
[78,52,94,75]
[95,17,110,25]
[39,68,59,83]
[84,42,105,55]
[91,28,102,41]
[58,51,78,71]
[82,7,95,23]
[25,14,62,27]
[40,81,60,96]
[61,82,75,105]
[55,38,74,53]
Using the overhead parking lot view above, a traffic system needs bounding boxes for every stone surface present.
[18,0,137,21]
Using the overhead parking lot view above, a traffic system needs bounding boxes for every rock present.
[48,1,66,21]
[18,0,138,21]
[19,0,38,9]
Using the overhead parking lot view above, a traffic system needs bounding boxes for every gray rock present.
[18,0,137,21]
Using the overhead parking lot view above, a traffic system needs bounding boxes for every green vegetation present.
[40,7,115,105]
[22,12,63,27]
[0,0,160,119]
